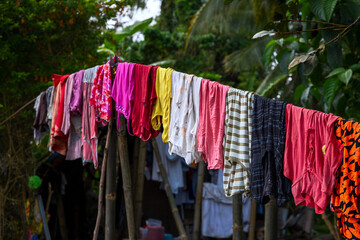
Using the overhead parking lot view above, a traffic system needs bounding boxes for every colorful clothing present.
[82,66,99,168]
[251,95,291,206]
[111,62,136,131]
[70,70,84,115]
[151,67,174,143]
[131,64,160,141]
[223,88,253,196]
[284,105,343,214]
[50,74,70,155]
[331,119,360,239]
[198,79,229,169]
[168,71,202,165]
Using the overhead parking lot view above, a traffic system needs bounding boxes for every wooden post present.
[193,161,205,240]
[232,193,243,240]
[264,198,277,240]
[105,126,117,240]
[151,139,188,240]
[93,109,114,240]
[134,140,147,237]
[117,115,136,240]
[248,199,257,240]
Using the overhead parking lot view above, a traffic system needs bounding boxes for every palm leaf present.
[255,66,288,97]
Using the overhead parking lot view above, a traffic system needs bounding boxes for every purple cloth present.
[70,70,85,115]
[61,73,75,135]
[111,62,135,130]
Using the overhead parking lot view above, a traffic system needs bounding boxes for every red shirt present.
[131,64,160,141]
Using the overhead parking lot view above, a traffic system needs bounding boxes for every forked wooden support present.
[151,138,188,240]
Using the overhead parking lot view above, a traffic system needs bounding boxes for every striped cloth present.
[223,88,254,197]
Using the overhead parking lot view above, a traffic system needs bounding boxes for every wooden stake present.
[105,126,117,240]
[117,115,136,240]
[232,194,243,240]
[193,161,205,240]
[264,198,277,240]
[93,109,114,240]
[151,138,188,240]
[134,140,147,237]
[248,199,257,240]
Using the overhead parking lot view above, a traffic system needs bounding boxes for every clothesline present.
[31,56,360,239]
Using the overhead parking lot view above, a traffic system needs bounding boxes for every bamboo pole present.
[248,199,257,240]
[193,161,205,240]
[134,140,147,237]
[37,195,51,240]
[232,193,243,240]
[56,192,68,240]
[151,138,188,240]
[105,126,117,240]
[264,198,277,240]
[93,109,114,240]
[117,115,136,240]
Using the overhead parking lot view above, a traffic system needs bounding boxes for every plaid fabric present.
[223,88,254,197]
[250,95,291,206]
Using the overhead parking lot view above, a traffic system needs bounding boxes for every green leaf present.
[263,40,276,68]
[326,67,345,78]
[323,77,340,112]
[294,84,306,102]
[310,0,338,21]
[311,87,322,102]
[255,66,288,97]
[350,64,360,71]
[113,18,153,42]
[324,0,338,22]
[338,69,353,85]
[301,84,312,107]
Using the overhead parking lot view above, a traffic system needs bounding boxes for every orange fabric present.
[331,118,360,239]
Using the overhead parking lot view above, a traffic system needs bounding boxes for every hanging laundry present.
[168,72,202,165]
[284,105,343,214]
[152,133,185,194]
[250,95,292,206]
[70,70,84,115]
[331,119,360,240]
[82,66,99,168]
[90,57,119,125]
[46,86,55,128]
[33,91,48,145]
[223,88,253,197]
[197,79,229,169]
[49,74,70,155]
[151,67,174,143]
[202,169,233,238]
[111,62,136,132]
[131,64,160,141]
[62,71,84,161]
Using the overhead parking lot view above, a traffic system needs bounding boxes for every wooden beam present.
[134,140,147,237]
[93,109,114,240]
[151,138,188,240]
[248,199,257,240]
[193,161,205,240]
[264,198,277,240]
[232,194,243,240]
[117,115,136,240]
[105,126,117,239]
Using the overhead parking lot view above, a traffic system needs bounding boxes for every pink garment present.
[197,79,229,169]
[284,104,343,214]
[90,65,105,122]
[111,62,136,131]
[61,73,75,135]
[82,82,98,168]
